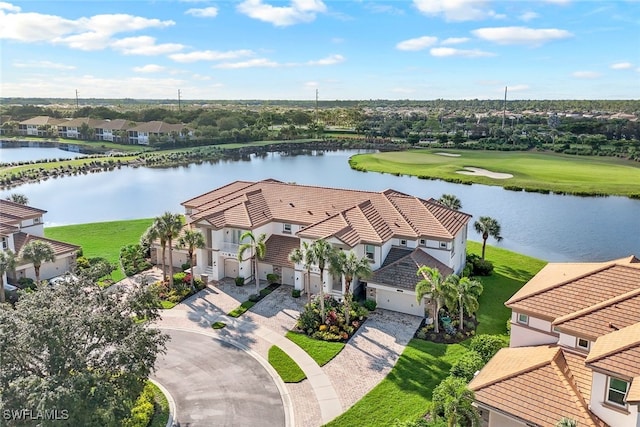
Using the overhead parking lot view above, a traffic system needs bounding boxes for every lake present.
[0,146,85,163]
[1,148,638,263]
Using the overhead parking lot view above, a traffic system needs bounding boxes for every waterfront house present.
[56,117,105,139]
[95,119,132,143]
[17,116,65,137]
[168,179,471,316]
[127,121,190,145]
[469,256,640,427]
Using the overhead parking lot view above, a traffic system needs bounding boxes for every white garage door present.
[376,289,425,316]
[224,259,239,278]
[281,267,295,286]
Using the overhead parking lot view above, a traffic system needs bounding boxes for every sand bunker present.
[435,152,461,157]
[456,167,513,179]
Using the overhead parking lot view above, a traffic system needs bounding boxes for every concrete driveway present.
[152,329,286,427]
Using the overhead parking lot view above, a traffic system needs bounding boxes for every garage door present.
[224,259,239,279]
[376,289,425,316]
[281,267,295,286]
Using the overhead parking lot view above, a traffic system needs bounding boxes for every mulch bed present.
[414,314,479,344]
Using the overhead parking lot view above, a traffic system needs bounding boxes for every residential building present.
[0,200,79,284]
[17,116,64,137]
[56,117,105,139]
[176,179,471,316]
[95,119,132,142]
[469,256,640,427]
[127,121,189,145]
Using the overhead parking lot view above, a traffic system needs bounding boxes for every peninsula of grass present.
[45,218,154,282]
[227,300,256,318]
[327,243,545,426]
[285,331,345,366]
[349,149,640,198]
[268,345,307,383]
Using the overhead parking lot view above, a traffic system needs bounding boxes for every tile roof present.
[185,180,471,246]
[128,121,187,133]
[19,116,65,126]
[369,247,453,291]
[99,119,132,131]
[58,117,105,128]
[263,234,300,268]
[13,233,80,258]
[470,346,605,427]
[586,322,640,378]
[628,377,640,403]
[0,200,46,231]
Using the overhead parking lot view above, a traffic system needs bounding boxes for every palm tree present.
[415,266,447,333]
[5,193,29,205]
[443,275,483,331]
[153,212,183,288]
[288,241,316,302]
[556,418,577,427]
[438,194,462,210]
[20,240,56,284]
[178,228,206,292]
[473,216,503,260]
[431,376,480,427]
[0,250,17,303]
[311,239,335,324]
[330,250,372,326]
[238,231,267,295]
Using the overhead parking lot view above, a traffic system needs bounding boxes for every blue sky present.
[1,0,639,100]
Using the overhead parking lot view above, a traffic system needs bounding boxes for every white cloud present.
[413,0,496,22]
[305,81,319,88]
[53,32,111,51]
[430,47,495,58]
[80,14,173,34]
[507,84,530,92]
[185,7,219,18]
[544,0,572,4]
[13,60,76,70]
[0,2,20,12]
[133,64,166,73]
[111,36,184,55]
[214,58,280,69]
[610,62,633,70]
[396,36,438,51]
[519,11,539,22]
[441,37,469,45]
[572,71,601,79]
[169,49,255,63]
[237,0,327,27]
[307,54,344,65]
[472,26,572,46]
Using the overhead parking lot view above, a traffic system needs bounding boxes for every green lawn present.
[45,218,153,282]
[349,149,640,197]
[227,300,256,317]
[268,345,307,383]
[286,331,345,366]
[148,381,171,427]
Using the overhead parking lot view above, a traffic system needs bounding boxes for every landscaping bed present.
[227,283,281,318]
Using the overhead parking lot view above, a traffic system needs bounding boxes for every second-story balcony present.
[220,242,240,257]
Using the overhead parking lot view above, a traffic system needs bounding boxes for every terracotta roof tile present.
[263,235,300,268]
[627,377,640,403]
[13,233,80,258]
[586,322,640,378]
[19,116,65,126]
[128,121,186,133]
[0,199,46,227]
[369,247,453,291]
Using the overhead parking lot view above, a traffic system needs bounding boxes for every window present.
[607,377,628,407]
[517,313,529,324]
[283,223,292,234]
[365,244,375,261]
[439,241,448,249]
[399,239,407,246]
[1,237,7,250]
[577,338,590,350]
[419,239,426,247]
[33,217,40,224]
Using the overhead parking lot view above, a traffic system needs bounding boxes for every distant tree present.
[178,228,206,292]
[431,376,479,427]
[5,193,29,205]
[238,231,267,295]
[438,194,462,210]
[0,250,17,303]
[0,277,167,426]
[473,216,503,260]
[20,240,56,284]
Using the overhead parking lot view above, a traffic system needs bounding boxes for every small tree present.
[289,241,316,302]
[238,231,267,295]
[415,266,447,334]
[473,216,503,260]
[0,250,17,303]
[329,250,372,326]
[431,376,480,427]
[178,228,206,292]
[20,240,56,284]
[443,275,483,331]
[438,194,462,210]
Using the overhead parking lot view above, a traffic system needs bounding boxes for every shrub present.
[466,253,494,276]
[235,276,245,286]
[17,277,35,290]
[266,273,280,284]
[212,321,226,329]
[249,293,260,302]
[181,262,191,271]
[470,334,508,363]
[172,272,187,285]
[450,350,485,381]
[363,299,377,311]
[123,382,155,427]
[291,289,301,298]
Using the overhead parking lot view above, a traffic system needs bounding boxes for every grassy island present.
[349,149,640,198]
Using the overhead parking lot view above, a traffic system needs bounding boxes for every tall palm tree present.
[438,194,462,210]
[330,250,372,326]
[238,231,267,295]
[178,228,206,292]
[0,250,17,303]
[443,275,483,331]
[311,239,335,324]
[473,216,503,260]
[288,241,316,302]
[20,240,56,284]
[154,212,183,288]
[415,266,447,334]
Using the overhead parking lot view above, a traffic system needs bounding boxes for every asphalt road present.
[152,329,286,427]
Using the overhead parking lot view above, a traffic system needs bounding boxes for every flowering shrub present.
[295,294,369,342]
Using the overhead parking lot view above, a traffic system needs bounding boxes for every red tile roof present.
[13,233,80,258]
[263,234,300,268]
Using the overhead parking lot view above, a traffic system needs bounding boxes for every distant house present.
[96,119,132,143]
[17,116,64,137]
[469,256,640,427]
[165,179,471,316]
[0,200,79,284]
[127,121,189,145]
[56,117,105,139]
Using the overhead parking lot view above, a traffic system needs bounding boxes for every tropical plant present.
[310,239,335,323]
[0,250,17,303]
[5,193,29,205]
[289,241,316,302]
[442,275,483,331]
[329,250,372,326]
[473,216,503,260]
[19,240,55,284]
[431,376,480,427]
[415,266,447,334]
[438,194,462,210]
[238,231,267,295]
[153,212,183,288]
[555,418,578,427]
[178,228,206,292]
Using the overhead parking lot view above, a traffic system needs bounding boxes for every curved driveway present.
[152,328,286,427]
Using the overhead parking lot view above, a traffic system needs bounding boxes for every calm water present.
[1,148,639,262]
[0,146,85,163]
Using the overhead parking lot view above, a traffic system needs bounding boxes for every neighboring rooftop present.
[370,247,453,291]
